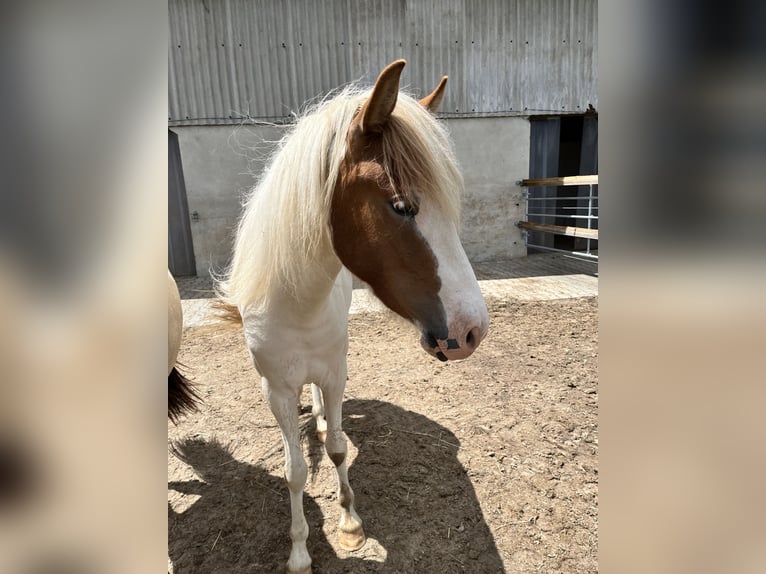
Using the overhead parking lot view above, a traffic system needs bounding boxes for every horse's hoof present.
[338,527,366,551]
[316,430,326,444]
[286,565,312,574]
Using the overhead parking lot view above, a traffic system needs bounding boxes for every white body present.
[219,67,489,573]
[168,270,183,375]
[242,256,360,573]
[241,201,487,573]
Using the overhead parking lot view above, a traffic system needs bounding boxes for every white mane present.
[217,85,463,313]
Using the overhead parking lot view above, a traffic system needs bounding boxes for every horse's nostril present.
[465,326,481,351]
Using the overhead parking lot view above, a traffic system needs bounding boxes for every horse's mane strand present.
[216,84,463,313]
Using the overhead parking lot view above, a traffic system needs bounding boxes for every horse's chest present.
[244,313,348,385]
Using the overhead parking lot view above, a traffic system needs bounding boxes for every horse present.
[168,270,199,422]
[215,59,489,574]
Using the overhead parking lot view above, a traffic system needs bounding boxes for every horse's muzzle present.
[420,324,486,361]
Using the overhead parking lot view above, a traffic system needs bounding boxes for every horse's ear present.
[360,60,406,133]
[419,76,448,113]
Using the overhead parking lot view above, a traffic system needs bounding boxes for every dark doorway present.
[168,130,196,276]
[528,114,598,253]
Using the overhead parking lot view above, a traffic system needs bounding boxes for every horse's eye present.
[391,199,417,217]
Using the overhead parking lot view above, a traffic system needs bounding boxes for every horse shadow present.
[168,400,505,573]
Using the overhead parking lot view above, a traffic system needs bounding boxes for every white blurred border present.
[0,1,167,571]
[602,1,766,572]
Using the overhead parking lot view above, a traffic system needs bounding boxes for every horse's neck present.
[276,242,343,316]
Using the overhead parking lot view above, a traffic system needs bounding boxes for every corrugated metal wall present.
[168,0,597,125]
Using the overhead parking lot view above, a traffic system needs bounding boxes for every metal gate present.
[518,175,599,260]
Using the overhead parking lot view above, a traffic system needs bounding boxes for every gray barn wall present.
[174,116,528,274]
[169,0,597,125]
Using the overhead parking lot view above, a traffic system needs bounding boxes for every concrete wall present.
[173,124,284,274]
[173,116,528,274]
[448,117,529,262]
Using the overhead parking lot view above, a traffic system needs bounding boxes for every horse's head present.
[330,60,489,361]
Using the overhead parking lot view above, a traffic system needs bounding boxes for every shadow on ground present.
[471,254,597,281]
[168,399,505,573]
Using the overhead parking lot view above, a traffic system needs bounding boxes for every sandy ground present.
[168,295,597,573]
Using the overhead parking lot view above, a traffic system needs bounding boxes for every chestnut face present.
[331,127,448,342]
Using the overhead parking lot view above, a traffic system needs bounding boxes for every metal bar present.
[520,175,599,187]
[586,183,594,255]
[527,213,599,220]
[527,243,599,260]
[527,196,599,202]
[518,221,599,240]
[528,209,598,217]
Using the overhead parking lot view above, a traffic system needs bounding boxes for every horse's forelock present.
[381,95,463,226]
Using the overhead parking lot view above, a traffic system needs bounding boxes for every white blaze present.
[415,196,490,358]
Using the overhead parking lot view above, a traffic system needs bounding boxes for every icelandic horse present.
[216,60,489,573]
[168,270,198,422]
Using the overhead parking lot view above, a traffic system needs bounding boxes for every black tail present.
[168,366,200,423]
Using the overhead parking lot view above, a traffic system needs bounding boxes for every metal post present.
[585,183,593,255]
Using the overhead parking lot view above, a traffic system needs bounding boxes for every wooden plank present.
[520,175,598,187]
[518,221,599,240]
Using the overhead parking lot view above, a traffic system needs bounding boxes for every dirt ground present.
[168,296,598,573]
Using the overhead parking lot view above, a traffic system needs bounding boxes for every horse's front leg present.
[310,383,327,443]
[263,377,312,574]
[319,366,366,551]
